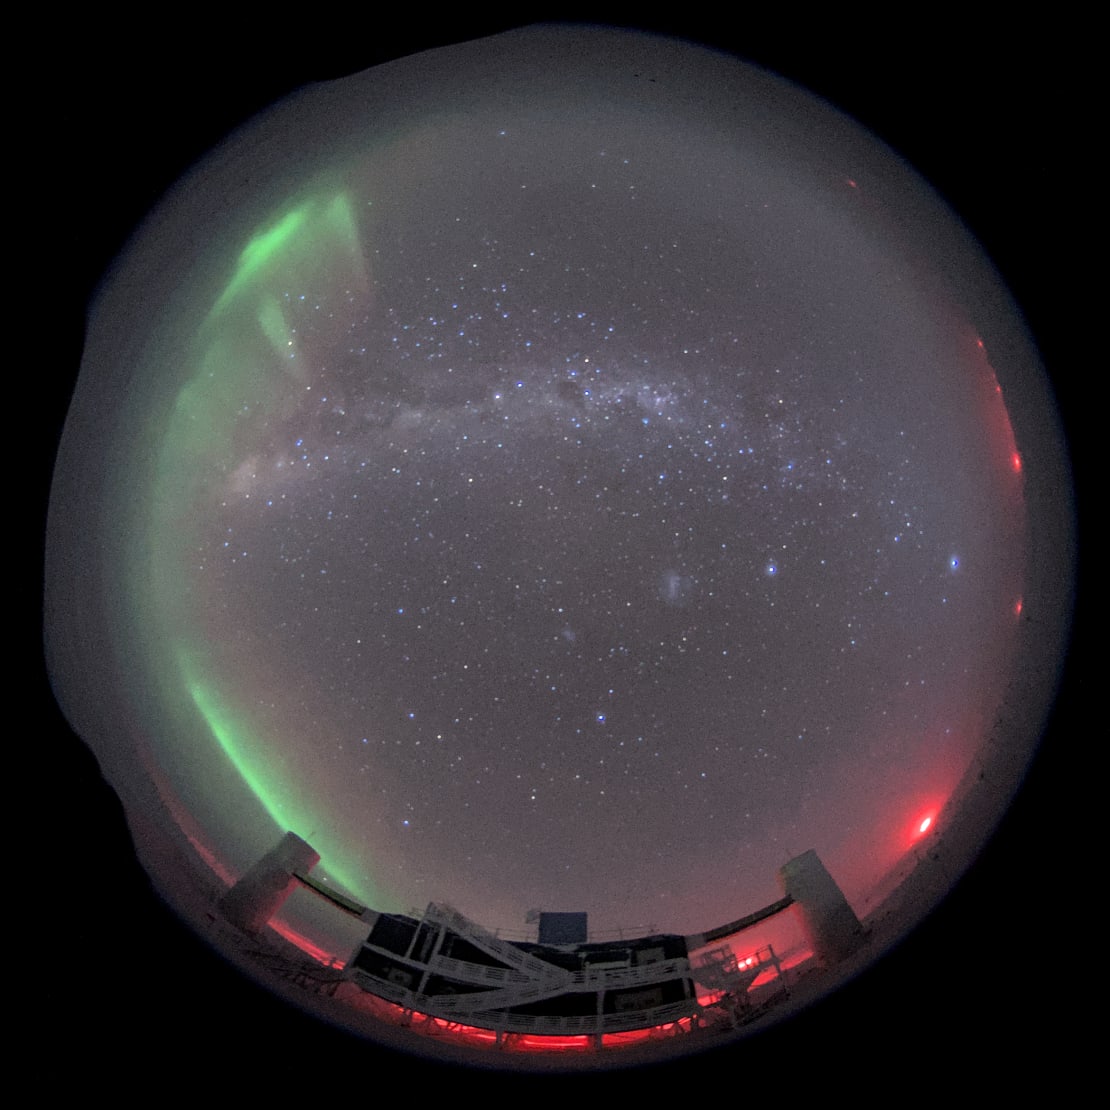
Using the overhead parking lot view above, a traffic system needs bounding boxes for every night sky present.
[43,17,1078,1089]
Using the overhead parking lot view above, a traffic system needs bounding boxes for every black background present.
[41,15,1078,1096]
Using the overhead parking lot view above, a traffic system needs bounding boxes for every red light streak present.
[269,919,343,968]
[367,1000,697,1053]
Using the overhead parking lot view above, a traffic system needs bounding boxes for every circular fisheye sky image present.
[44,18,1076,1088]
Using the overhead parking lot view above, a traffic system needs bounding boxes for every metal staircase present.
[424,903,569,981]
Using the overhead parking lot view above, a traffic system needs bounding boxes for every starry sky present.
[49,25,1058,962]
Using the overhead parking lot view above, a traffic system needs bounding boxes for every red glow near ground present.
[918,816,932,835]
[1015,597,1023,617]
[376,1001,696,1052]
[270,919,344,968]
[1011,451,1022,473]
[185,833,235,887]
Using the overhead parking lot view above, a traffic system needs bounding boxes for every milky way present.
[55,28,1036,949]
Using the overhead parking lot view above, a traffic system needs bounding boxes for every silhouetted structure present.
[217,833,866,1049]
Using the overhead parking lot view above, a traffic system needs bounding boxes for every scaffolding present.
[347,902,699,1041]
[693,944,787,1027]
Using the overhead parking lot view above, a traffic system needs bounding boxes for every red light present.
[1011,451,1022,473]
[918,816,932,834]
[1014,597,1023,617]
[269,919,342,967]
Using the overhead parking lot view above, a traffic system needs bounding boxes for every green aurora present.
[140,191,390,909]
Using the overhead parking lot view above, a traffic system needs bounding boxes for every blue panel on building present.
[538,911,588,945]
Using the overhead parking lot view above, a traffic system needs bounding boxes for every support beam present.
[219,831,319,934]
[689,895,795,949]
[777,849,864,966]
